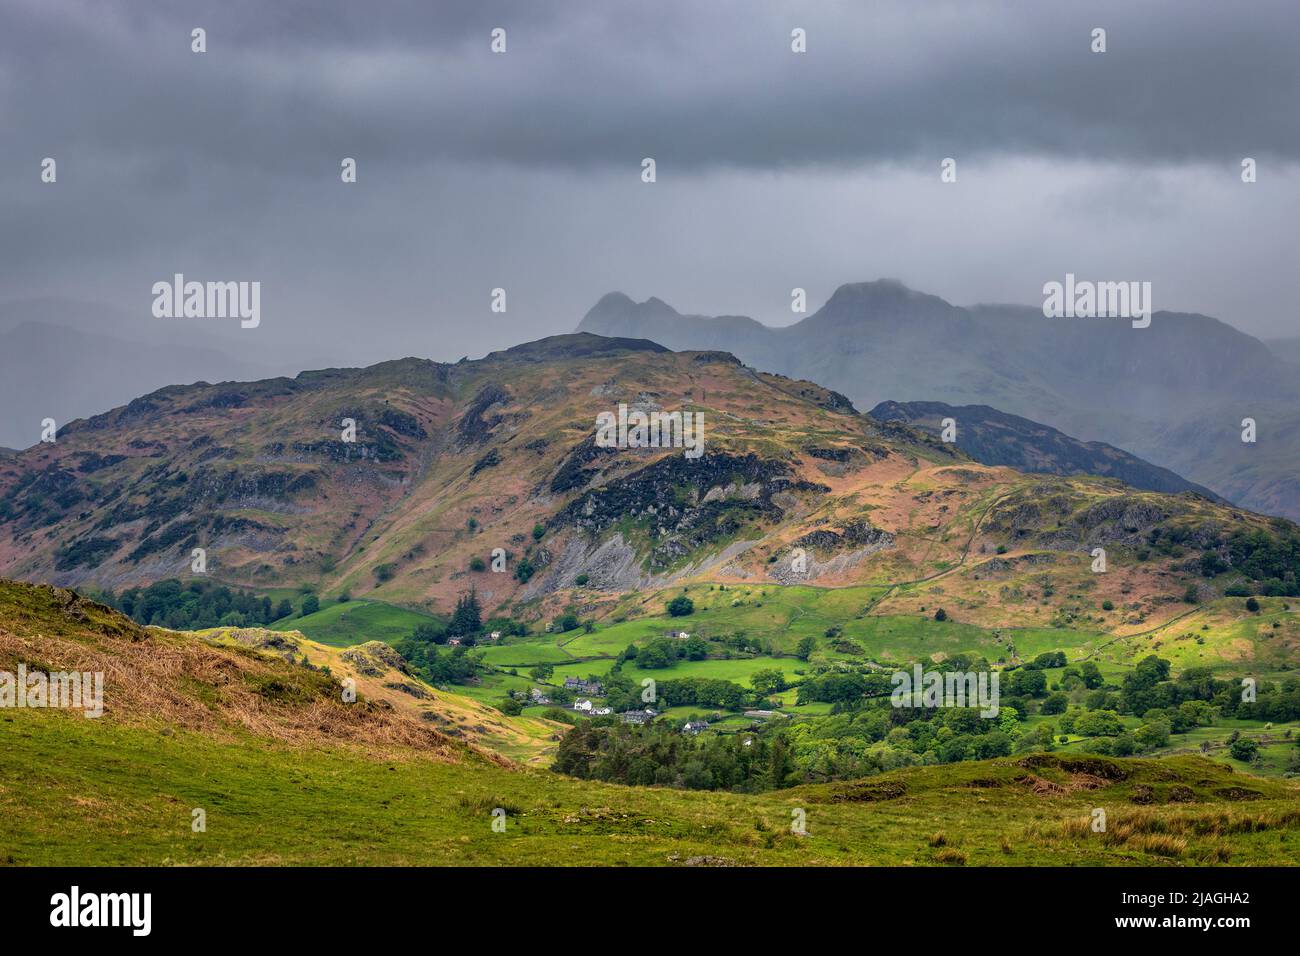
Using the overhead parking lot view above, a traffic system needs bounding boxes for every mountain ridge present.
[578,281,1300,520]
[2,332,1295,640]
[868,400,1225,502]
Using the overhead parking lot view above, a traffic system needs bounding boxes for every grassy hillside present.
[4,707,1297,866]
[270,598,439,647]
[0,580,558,765]
[3,576,1298,866]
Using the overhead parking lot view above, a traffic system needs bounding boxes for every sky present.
[2,0,1299,378]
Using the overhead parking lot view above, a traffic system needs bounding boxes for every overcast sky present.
[3,0,1299,377]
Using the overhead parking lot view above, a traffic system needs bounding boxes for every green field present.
[478,641,579,667]
[270,599,438,647]
[624,656,808,686]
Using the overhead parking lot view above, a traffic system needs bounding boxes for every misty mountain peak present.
[582,292,683,325]
[810,279,958,324]
[588,291,636,314]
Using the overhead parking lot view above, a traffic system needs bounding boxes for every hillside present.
[0,298,274,451]
[578,281,1300,521]
[2,578,1297,866]
[868,400,1223,500]
[1,332,1292,640]
[0,579,558,764]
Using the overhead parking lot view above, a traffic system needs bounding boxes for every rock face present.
[340,641,411,677]
[767,521,896,584]
[552,452,828,574]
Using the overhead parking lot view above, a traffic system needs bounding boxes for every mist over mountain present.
[579,280,1300,520]
[0,299,282,450]
[1267,337,1300,366]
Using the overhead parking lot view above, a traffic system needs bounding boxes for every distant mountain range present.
[579,280,1300,520]
[868,400,1224,501]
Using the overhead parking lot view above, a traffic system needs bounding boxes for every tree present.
[1230,737,1259,762]
[933,608,948,622]
[681,760,714,790]
[667,595,694,617]
[529,663,554,682]
[468,556,486,572]
[1041,692,1069,715]
[499,698,523,716]
[1134,719,1171,751]
[412,622,446,645]
[795,636,816,661]
[301,594,320,616]
[683,636,709,660]
[1246,597,1261,613]
[750,668,786,696]
[1008,667,1047,698]
[1079,661,1104,689]
[1075,710,1124,737]
[449,588,482,636]
[636,639,679,669]
[274,599,293,620]
[532,523,546,541]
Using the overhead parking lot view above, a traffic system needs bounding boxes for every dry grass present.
[0,586,479,762]
[1060,804,1300,857]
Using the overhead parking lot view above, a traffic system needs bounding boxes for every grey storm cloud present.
[0,0,1298,450]
[5,0,1299,174]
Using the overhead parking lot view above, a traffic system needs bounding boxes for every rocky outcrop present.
[553,452,827,573]
[340,640,412,677]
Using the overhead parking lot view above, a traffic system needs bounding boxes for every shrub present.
[1230,737,1259,762]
